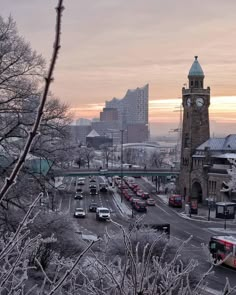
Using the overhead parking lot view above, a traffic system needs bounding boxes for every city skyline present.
[1,0,236,135]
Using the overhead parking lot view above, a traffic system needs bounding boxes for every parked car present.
[90,178,96,183]
[168,194,182,208]
[146,198,155,206]
[89,203,98,212]
[136,190,144,197]
[133,200,147,212]
[141,192,150,200]
[133,186,140,193]
[96,207,110,221]
[74,208,86,218]
[130,197,140,207]
[74,192,83,200]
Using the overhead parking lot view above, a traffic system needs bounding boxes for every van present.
[168,194,182,208]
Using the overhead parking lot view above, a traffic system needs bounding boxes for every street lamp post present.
[120,129,124,203]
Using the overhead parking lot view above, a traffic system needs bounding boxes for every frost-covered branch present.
[0,0,64,204]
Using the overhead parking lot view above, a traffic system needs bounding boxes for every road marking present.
[191,244,199,248]
[184,230,192,236]
[155,204,170,215]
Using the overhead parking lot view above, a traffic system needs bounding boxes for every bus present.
[209,236,236,268]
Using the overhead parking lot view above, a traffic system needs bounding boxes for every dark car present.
[133,200,147,212]
[74,192,83,200]
[168,194,182,208]
[89,203,98,212]
[76,187,83,194]
[90,187,98,195]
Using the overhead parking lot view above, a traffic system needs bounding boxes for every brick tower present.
[179,56,210,201]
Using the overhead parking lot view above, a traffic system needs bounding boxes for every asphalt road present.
[57,176,236,293]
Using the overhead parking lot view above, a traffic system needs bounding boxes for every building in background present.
[70,125,92,145]
[75,118,91,126]
[127,123,149,143]
[106,84,149,143]
[100,108,118,121]
[86,129,112,150]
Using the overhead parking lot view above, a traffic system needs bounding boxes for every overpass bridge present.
[52,167,180,178]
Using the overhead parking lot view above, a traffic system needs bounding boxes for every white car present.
[96,207,110,221]
[74,208,86,218]
[77,177,85,185]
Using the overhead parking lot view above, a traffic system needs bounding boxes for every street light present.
[120,129,125,203]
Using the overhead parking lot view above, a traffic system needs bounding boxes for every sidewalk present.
[157,193,236,234]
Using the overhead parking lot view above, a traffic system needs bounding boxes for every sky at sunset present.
[1,0,236,136]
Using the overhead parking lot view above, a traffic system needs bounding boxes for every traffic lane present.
[139,200,236,290]
[70,189,127,235]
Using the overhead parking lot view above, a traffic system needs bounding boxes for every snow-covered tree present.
[226,158,236,191]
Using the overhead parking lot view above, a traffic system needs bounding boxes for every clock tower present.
[179,56,210,200]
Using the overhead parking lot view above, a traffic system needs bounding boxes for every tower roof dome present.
[188,56,204,77]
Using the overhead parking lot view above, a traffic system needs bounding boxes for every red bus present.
[209,236,236,268]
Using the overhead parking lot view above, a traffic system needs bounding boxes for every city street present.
[57,176,236,294]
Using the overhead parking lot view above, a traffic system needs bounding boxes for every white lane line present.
[191,244,199,248]
[184,231,192,236]
[155,204,170,215]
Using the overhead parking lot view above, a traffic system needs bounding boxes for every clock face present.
[196,97,204,107]
[186,98,191,107]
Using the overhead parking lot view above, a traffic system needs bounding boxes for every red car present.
[130,197,140,206]
[133,186,140,193]
[136,189,144,197]
[133,200,147,212]
[168,194,182,208]
[141,192,149,200]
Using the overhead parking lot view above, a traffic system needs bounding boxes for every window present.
[195,80,198,88]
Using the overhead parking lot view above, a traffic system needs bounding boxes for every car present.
[133,186,140,193]
[89,203,98,212]
[99,183,108,192]
[168,194,182,208]
[89,183,97,189]
[136,190,144,197]
[130,197,140,207]
[90,187,98,195]
[58,184,66,190]
[74,208,86,218]
[76,187,83,194]
[90,178,96,183]
[146,198,155,206]
[77,177,85,185]
[141,192,150,200]
[133,200,147,212]
[74,192,83,200]
[96,207,110,221]
[126,193,135,201]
